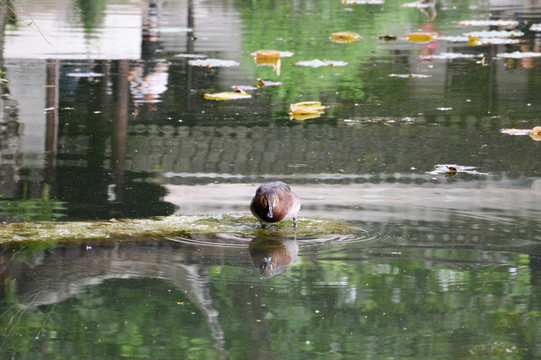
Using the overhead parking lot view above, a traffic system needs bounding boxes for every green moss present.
[0,214,355,244]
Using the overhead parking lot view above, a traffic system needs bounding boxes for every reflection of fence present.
[0,184,66,221]
[0,97,24,199]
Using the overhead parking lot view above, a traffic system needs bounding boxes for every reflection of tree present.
[75,0,107,37]
[54,60,175,219]
[1,238,541,358]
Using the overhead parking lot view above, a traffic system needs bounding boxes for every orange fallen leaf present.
[331,31,361,43]
[530,126,541,135]
[250,50,293,75]
[251,50,294,61]
[252,50,281,61]
[406,32,435,42]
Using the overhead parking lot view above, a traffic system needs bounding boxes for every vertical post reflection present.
[186,0,194,111]
[45,59,58,187]
[112,60,129,203]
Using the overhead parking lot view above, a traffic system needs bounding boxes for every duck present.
[250,181,301,228]
[249,237,299,278]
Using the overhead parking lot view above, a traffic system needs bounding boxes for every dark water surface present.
[1,0,541,358]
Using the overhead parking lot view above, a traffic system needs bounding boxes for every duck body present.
[250,181,301,228]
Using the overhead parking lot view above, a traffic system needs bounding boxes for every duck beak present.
[267,201,274,218]
[260,256,274,278]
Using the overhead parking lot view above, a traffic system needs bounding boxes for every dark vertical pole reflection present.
[112,60,129,203]
[186,0,193,111]
[45,59,58,188]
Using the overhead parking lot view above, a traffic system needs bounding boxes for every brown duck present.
[250,181,301,228]
[249,237,299,278]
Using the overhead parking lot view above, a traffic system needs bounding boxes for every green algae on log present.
[0,215,355,244]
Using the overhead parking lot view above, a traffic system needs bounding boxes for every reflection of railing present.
[0,184,66,221]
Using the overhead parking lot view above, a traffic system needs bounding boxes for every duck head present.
[261,190,279,219]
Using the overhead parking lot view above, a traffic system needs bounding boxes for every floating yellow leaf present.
[406,32,435,42]
[204,89,252,101]
[331,32,361,43]
[250,50,293,75]
[251,50,280,61]
[289,101,328,120]
[468,36,481,46]
[251,50,294,61]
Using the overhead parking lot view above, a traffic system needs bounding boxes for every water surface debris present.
[427,164,488,176]
[204,89,252,101]
[457,20,519,27]
[330,32,361,43]
[295,59,348,68]
[289,101,328,120]
[389,73,431,79]
[342,0,384,4]
[188,58,240,67]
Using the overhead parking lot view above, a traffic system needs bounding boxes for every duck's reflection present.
[249,237,298,278]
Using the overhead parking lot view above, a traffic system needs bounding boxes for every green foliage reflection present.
[0,184,66,221]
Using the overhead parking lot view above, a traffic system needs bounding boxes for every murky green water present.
[1,0,541,358]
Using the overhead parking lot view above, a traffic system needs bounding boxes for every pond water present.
[1,0,541,358]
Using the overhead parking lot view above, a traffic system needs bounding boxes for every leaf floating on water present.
[188,58,240,68]
[531,126,541,135]
[468,36,521,46]
[295,59,348,68]
[457,20,519,28]
[500,128,531,135]
[379,35,397,41]
[434,35,470,43]
[257,78,283,88]
[231,85,258,91]
[331,31,361,43]
[427,164,488,176]
[497,51,541,59]
[204,89,252,101]
[289,101,328,120]
[406,32,436,42]
[342,0,385,4]
[465,30,523,38]
[402,1,433,8]
[174,53,208,59]
[389,73,432,79]
[530,126,541,141]
[421,52,482,60]
[66,72,104,78]
[531,24,541,32]
[501,126,541,141]
[251,50,294,60]
[445,166,458,177]
[250,50,293,75]
[155,27,193,33]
